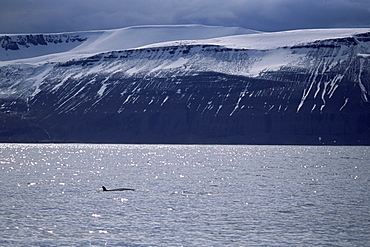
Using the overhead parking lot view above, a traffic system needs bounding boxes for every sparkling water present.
[1,144,369,246]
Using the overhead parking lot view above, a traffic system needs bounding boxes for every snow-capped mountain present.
[1,25,369,144]
[0,25,256,62]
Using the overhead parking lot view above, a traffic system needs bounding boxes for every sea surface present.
[0,144,369,246]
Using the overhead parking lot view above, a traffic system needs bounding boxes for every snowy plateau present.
[0,25,369,144]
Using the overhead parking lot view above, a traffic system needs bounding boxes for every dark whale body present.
[102,186,135,191]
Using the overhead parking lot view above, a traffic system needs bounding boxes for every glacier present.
[0,25,369,144]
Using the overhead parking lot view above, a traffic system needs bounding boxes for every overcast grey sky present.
[1,0,369,34]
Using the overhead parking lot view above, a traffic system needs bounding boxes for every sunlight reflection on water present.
[0,144,369,246]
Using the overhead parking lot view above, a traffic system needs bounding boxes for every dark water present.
[0,144,369,246]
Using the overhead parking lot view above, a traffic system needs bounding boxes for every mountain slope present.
[0,25,256,62]
[1,25,369,144]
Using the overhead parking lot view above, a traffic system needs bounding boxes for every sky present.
[0,0,369,34]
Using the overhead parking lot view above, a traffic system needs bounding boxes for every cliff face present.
[0,34,87,50]
[0,27,369,144]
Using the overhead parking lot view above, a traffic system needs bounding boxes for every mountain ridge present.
[0,25,257,63]
[1,25,369,144]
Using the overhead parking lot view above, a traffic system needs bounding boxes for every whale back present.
[102,186,135,191]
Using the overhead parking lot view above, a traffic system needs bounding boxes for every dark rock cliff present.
[0,34,86,51]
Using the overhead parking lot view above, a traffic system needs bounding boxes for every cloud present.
[0,0,369,34]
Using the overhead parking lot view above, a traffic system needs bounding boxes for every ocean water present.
[0,144,369,246]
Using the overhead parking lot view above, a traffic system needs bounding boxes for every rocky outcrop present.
[0,34,86,51]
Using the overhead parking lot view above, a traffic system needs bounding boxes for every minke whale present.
[102,186,135,191]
